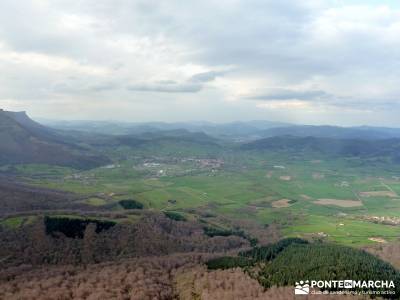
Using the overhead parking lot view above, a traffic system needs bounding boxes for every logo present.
[294,279,395,296]
[344,280,353,289]
[295,280,310,295]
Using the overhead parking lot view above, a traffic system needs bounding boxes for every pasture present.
[8,150,400,247]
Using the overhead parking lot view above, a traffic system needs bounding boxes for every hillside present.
[71,129,223,158]
[242,135,400,162]
[0,110,110,169]
[261,125,400,140]
[0,177,84,216]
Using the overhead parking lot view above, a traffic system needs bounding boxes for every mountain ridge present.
[0,109,110,169]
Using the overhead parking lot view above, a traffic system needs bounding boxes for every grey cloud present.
[50,80,119,94]
[247,88,400,112]
[189,71,222,83]
[328,97,400,111]
[1,0,400,125]
[89,82,120,92]
[246,89,332,101]
[126,71,222,93]
[155,80,177,85]
[127,82,202,93]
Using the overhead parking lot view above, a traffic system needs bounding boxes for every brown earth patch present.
[300,194,312,200]
[365,243,400,269]
[359,191,397,198]
[279,176,291,181]
[368,237,387,243]
[271,199,292,208]
[314,199,363,207]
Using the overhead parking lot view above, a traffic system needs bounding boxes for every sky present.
[0,0,400,126]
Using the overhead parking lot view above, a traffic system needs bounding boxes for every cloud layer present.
[0,0,400,125]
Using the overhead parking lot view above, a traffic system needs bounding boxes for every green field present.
[10,148,400,247]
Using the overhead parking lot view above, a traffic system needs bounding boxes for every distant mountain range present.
[4,109,400,169]
[42,119,291,139]
[0,110,110,169]
[43,118,400,141]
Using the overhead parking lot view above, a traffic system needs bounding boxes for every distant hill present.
[0,109,110,169]
[42,119,290,139]
[102,129,223,157]
[43,119,400,141]
[135,129,218,144]
[68,128,219,147]
[260,125,400,140]
[242,135,400,162]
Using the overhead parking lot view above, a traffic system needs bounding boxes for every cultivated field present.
[313,199,363,207]
[2,149,400,247]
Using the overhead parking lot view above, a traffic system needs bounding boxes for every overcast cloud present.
[0,0,400,126]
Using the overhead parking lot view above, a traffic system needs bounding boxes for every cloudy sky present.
[1,0,400,126]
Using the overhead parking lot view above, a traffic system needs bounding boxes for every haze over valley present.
[1,110,400,298]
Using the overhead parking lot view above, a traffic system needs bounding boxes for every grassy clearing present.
[283,215,400,246]
[82,197,107,206]
[0,217,24,228]
[0,216,37,228]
